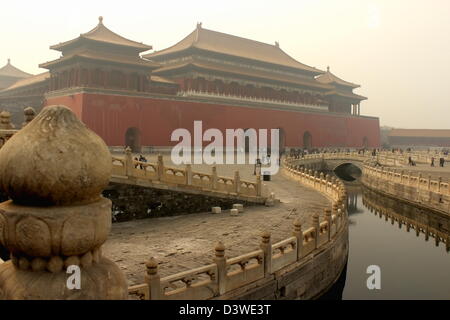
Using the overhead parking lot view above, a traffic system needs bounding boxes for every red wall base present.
[46,92,380,149]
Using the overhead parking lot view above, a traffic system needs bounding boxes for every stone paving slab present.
[103,159,331,286]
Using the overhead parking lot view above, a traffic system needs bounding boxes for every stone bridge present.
[285,152,408,181]
[105,150,271,221]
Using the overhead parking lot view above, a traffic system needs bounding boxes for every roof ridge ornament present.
[327,66,330,72]
[275,41,279,47]
[98,16,103,25]
[7,58,10,65]
[195,22,202,43]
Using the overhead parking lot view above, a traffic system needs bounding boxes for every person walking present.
[431,157,435,167]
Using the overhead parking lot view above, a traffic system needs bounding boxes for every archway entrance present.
[125,127,141,153]
[362,136,369,148]
[303,131,312,150]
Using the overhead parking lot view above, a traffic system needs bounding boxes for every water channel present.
[324,183,450,300]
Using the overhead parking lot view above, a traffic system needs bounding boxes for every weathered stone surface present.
[230,209,239,216]
[0,258,127,299]
[0,105,127,300]
[233,204,244,213]
[0,105,112,206]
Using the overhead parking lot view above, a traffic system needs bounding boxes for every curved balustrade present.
[287,151,450,215]
[362,190,450,252]
[127,155,349,300]
[362,164,450,215]
[111,150,264,200]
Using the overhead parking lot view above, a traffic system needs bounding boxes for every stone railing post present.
[337,208,342,229]
[312,213,320,249]
[333,202,340,231]
[22,106,36,128]
[125,146,133,177]
[214,242,227,295]
[292,219,303,259]
[260,231,272,276]
[185,164,192,185]
[438,177,442,193]
[0,105,128,299]
[211,166,218,190]
[319,172,324,191]
[428,175,431,190]
[157,154,164,181]
[313,171,318,188]
[144,257,161,300]
[256,174,262,196]
[234,171,240,194]
[325,209,332,241]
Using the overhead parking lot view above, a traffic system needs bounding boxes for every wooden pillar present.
[76,68,81,87]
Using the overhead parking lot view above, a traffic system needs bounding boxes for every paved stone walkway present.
[396,163,450,182]
[103,155,331,286]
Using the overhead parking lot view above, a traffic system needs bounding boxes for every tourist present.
[139,154,147,169]
[408,156,412,166]
[440,157,445,167]
[431,157,435,167]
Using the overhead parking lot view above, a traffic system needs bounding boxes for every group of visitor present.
[430,157,445,167]
[407,156,417,166]
[134,154,148,169]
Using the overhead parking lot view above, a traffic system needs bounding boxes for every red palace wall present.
[46,92,380,148]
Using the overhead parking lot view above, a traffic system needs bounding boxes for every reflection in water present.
[325,184,450,300]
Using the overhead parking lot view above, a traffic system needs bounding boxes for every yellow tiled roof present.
[50,17,151,52]
[145,25,323,75]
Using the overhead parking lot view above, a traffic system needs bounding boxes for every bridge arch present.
[333,162,362,182]
[125,127,141,153]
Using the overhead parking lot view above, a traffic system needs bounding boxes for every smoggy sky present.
[1,0,449,129]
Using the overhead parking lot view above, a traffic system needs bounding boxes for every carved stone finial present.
[0,111,14,130]
[146,257,158,275]
[0,105,127,300]
[0,105,111,206]
[98,16,103,24]
[21,107,36,128]
[293,218,302,231]
[215,241,225,258]
[261,230,271,243]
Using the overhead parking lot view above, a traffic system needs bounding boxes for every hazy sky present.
[1,0,449,128]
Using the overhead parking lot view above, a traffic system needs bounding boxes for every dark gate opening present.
[303,131,312,150]
[125,127,141,153]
